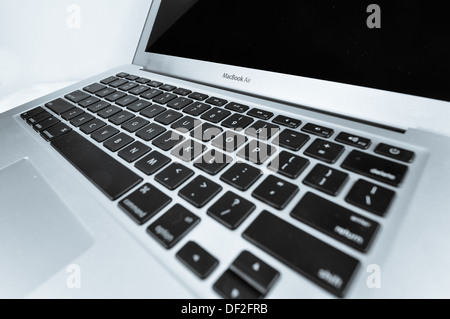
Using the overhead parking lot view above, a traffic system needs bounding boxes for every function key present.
[167,97,193,110]
[183,102,211,116]
[178,175,222,208]
[88,101,110,113]
[302,123,334,138]
[148,80,163,87]
[303,164,349,196]
[205,97,228,107]
[225,102,249,113]
[153,93,177,105]
[222,114,254,131]
[118,82,139,92]
[252,175,299,210]
[96,87,116,98]
[188,92,209,101]
[97,105,122,119]
[176,241,219,279]
[159,84,177,91]
[105,91,127,102]
[247,108,274,120]
[304,138,345,164]
[272,115,302,128]
[109,79,128,88]
[173,88,192,96]
[129,85,150,96]
[125,74,140,81]
[101,76,119,84]
[127,99,151,112]
[116,95,139,107]
[79,96,100,108]
[65,90,90,103]
[141,88,163,100]
[116,72,129,78]
[335,132,371,149]
[374,143,415,163]
[83,83,106,94]
[136,77,151,84]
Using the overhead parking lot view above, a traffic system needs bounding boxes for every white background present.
[0,0,153,113]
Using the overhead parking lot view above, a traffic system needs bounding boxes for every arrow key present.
[179,175,222,208]
[176,241,219,279]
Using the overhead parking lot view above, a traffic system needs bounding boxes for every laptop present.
[1,0,450,299]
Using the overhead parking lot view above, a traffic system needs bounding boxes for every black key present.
[188,92,208,101]
[346,179,396,217]
[87,101,110,113]
[80,119,106,134]
[96,88,116,98]
[100,76,118,84]
[147,204,200,249]
[213,270,261,299]
[272,115,302,128]
[159,84,177,91]
[167,97,193,110]
[41,123,72,141]
[51,131,142,200]
[45,99,75,115]
[118,183,171,225]
[118,141,151,163]
[179,175,222,208]
[155,163,194,190]
[171,139,206,162]
[291,192,380,253]
[221,162,262,191]
[148,80,163,87]
[118,82,138,92]
[33,117,60,132]
[104,133,134,152]
[109,111,135,125]
[207,191,255,230]
[136,123,166,141]
[105,91,127,102]
[109,79,128,88]
[65,90,89,103]
[91,125,119,142]
[115,95,138,107]
[230,251,280,296]
[191,122,223,142]
[27,111,51,125]
[79,96,100,108]
[173,88,192,96]
[129,85,150,96]
[136,77,151,84]
[127,99,151,112]
[141,88,163,100]
[171,116,201,133]
[247,108,274,120]
[135,151,171,175]
[342,150,408,187]
[140,104,166,119]
[243,211,360,297]
[183,102,210,116]
[268,152,310,179]
[335,132,371,150]
[252,175,299,210]
[205,97,228,107]
[273,129,310,151]
[225,102,249,113]
[97,105,122,119]
[222,114,254,131]
[115,72,128,78]
[152,130,185,151]
[375,143,415,163]
[200,107,231,123]
[245,121,280,140]
[303,164,349,196]
[125,74,139,81]
[122,117,149,133]
[237,140,276,165]
[212,131,247,152]
[61,108,84,121]
[70,113,95,127]
[194,149,232,175]
[83,83,106,94]
[154,109,183,125]
[304,139,345,164]
[153,93,177,104]
[176,241,219,279]
[302,123,334,138]
[21,107,44,120]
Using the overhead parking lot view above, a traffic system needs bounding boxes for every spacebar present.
[51,130,142,200]
[243,211,360,297]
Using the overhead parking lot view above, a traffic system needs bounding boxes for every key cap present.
[303,164,349,196]
[291,192,380,252]
[304,138,345,163]
[121,117,149,133]
[230,251,280,296]
[104,133,134,152]
[222,114,254,131]
[207,191,256,230]
[345,179,396,217]
[141,88,163,100]
[109,79,128,88]
[136,123,166,141]
[105,91,127,102]
[27,111,51,125]
[21,107,44,120]
[176,241,219,279]
[100,76,118,84]
[302,123,334,138]
[247,108,274,120]
[96,87,116,98]
[65,90,90,103]
[159,84,177,91]
[91,125,119,142]
[98,105,122,119]
[118,82,138,92]
[45,99,75,115]
[205,97,228,107]
[70,113,95,127]
[83,83,106,94]
[374,143,415,163]
[194,149,232,175]
[154,109,183,125]
[115,95,138,107]
[179,175,222,208]
[200,107,231,123]
[79,96,100,108]
[87,101,110,113]
[147,204,200,249]
[127,99,151,112]
[153,93,177,105]
[335,132,371,150]
[214,270,262,299]
[62,108,85,121]
[243,211,360,297]
[183,102,211,116]
[273,129,310,151]
[173,88,192,96]
[119,183,172,225]
[272,115,302,128]
[188,92,208,101]
[109,111,135,125]
[135,151,171,175]
[152,130,185,151]
[41,123,72,141]
[225,102,249,113]
[268,151,310,179]
[155,163,194,190]
[167,97,193,110]
[118,141,151,162]
[129,85,150,96]
[341,150,408,187]
[115,73,129,78]
[221,162,262,191]
[245,121,280,140]
[136,78,151,84]
[148,80,163,87]
[237,140,276,165]
[80,119,106,134]
[252,175,299,210]
[125,74,139,81]
[171,139,206,162]
[140,104,166,118]
[190,122,223,142]
[33,117,60,132]
[51,131,142,200]
[171,116,201,133]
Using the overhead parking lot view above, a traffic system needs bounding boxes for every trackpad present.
[0,159,94,298]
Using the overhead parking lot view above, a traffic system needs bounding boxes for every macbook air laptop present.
[1,0,450,299]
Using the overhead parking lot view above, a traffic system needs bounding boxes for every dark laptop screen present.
[146,0,450,102]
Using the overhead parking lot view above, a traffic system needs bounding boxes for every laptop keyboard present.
[20,72,416,298]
